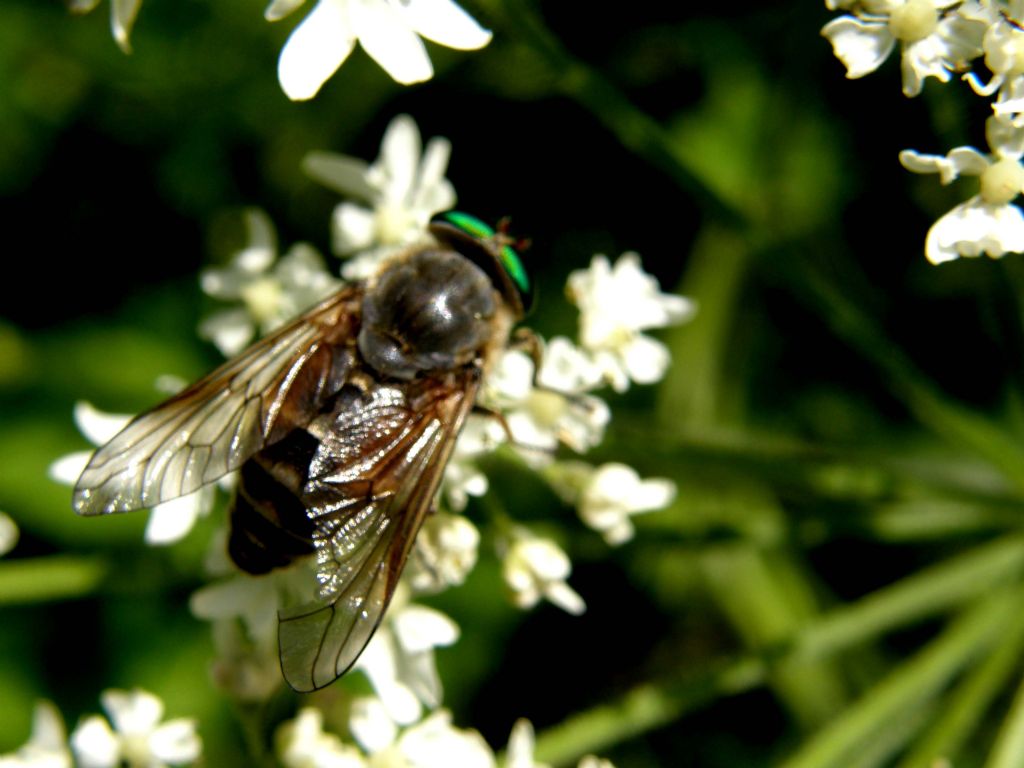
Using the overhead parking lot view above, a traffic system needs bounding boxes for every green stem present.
[796,257,1024,494]
[897,608,1024,768]
[533,535,1024,765]
[533,656,767,766]
[786,534,1024,662]
[0,554,107,604]
[777,590,1019,768]
[985,663,1024,768]
[485,0,747,229]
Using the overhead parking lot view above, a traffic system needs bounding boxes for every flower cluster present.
[0,689,200,768]
[822,0,1024,263]
[274,704,614,768]
[175,114,686,721]
[48,114,685,766]
[71,0,491,100]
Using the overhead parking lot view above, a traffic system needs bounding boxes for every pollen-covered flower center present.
[526,389,568,428]
[375,202,417,244]
[888,0,938,43]
[1003,35,1024,76]
[240,276,284,323]
[980,158,1024,204]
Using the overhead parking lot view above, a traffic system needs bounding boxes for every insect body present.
[73,212,530,692]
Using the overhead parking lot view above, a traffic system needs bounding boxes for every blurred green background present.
[5,1,1024,766]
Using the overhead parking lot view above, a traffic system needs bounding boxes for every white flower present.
[501,529,585,615]
[190,561,319,645]
[70,0,143,53]
[190,552,319,699]
[354,591,460,725]
[407,513,480,593]
[567,255,695,392]
[199,209,340,357]
[481,344,610,460]
[547,462,676,546]
[821,0,988,97]
[0,511,18,557]
[48,402,213,545]
[349,698,495,768]
[901,115,1024,263]
[0,701,72,768]
[304,115,455,277]
[70,689,200,768]
[273,0,492,99]
[277,708,365,768]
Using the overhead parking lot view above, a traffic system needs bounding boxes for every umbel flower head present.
[304,113,456,278]
[70,689,201,768]
[198,208,340,357]
[567,253,696,392]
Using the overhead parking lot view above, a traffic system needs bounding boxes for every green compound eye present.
[442,211,532,300]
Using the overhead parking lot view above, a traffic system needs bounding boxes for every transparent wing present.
[277,373,477,692]
[73,287,362,516]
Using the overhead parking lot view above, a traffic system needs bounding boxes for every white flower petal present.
[0,512,18,558]
[48,451,92,486]
[821,16,895,79]
[544,581,586,616]
[397,710,495,768]
[899,147,989,184]
[350,0,433,85]
[102,690,163,734]
[278,0,356,101]
[144,493,204,546]
[148,719,201,764]
[505,720,544,768]
[392,605,459,653]
[900,36,951,97]
[355,637,423,725]
[111,0,142,53]
[302,152,375,199]
[374,113,421,201]
[340,246,399,280]
[0,701,71,768]
[73,402,130,446]
[332,203,378,254]
[197,308,255,357]
[988,114,1024,160]
[926,197,1024,264]
[401,0,492,50]
[278,708,364,768]
[411,138,456,213]
[621,334,671,386]
[503,534,585,614]
[266,0,307,21]
[349,697,399,753]
[70,716,119,768]
[242,209,278,260]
